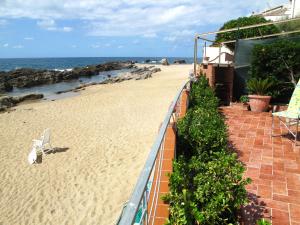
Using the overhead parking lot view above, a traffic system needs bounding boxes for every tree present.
[215,16,279,51]
[249,39,300,99]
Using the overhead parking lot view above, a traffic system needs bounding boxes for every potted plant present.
[246,78,274,112]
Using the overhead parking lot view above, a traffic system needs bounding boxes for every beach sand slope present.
[0,64,190,225]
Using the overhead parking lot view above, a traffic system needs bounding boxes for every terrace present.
[117,17,300,225]
[221,106,300,224]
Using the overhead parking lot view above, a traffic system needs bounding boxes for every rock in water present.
[174,59,186,64]
[0,61,135,92]
[0,93,44,112]
[161,58,169,66]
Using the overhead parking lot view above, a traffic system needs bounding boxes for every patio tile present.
[258,185,272,199]
[260,164,273,175]
[290,204,300,222]
[272,209,290,225]
[220,106,300,224]
[272,181,287,195]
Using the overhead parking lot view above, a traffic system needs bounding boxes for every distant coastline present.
[0,57,196,72]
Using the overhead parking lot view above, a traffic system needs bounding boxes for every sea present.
[0,57,194,100]
[0,57,194,72]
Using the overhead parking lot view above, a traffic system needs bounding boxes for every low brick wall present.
[150,89,189,225]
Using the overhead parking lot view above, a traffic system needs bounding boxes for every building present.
[255,0,300,21]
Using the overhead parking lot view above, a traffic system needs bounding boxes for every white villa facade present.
[256,0,300,21]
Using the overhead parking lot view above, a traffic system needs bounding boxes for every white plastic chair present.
[28,147,37,164]
[33,128,53,155]
[28,129,53,164]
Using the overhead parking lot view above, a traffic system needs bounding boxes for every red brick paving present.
[221,106,300,225]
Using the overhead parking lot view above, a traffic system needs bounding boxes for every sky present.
[0,0,288,58]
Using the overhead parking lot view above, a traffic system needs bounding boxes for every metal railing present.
[116,79,191,225]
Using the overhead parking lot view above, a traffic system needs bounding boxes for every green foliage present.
[239,95,249,103]
[177,106,227,159]
[189,75,219,109]
[246,78,275,96]
[257,218,272,225]
[166,76,250,225]
[249,39,300,100]
[277,19,300,33]
[215,16,279,51]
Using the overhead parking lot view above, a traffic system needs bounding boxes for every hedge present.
[164,75,250,225]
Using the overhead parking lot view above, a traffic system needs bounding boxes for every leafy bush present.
[177,106,227,159]
[165,75,250,224]
[249,39,300,100]
[215,16,279,51]
[165,152,250,225]
[246,78,275,96]
[257,219,272,225]
[239,95,249,103]
[189,75,219,109]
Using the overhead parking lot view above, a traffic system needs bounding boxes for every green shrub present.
[249,39,300,100]
[165,152,250,225]
[215,16,279,51]
[257,219,272,225]
[177,106,227,159]
[246,78,275,96]
[165,76,250,224]
[189,75,219,109]
[239,95,249,103]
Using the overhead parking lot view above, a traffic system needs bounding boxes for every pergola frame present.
[193,17,300,75]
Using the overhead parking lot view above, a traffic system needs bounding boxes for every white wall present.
[202,46,233,65]
[292,0,300,17]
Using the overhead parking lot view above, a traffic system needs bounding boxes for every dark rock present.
[145,59,151,63]
[161,58,169,66]
[151,68,161,73]
[0,93,43,111]
[173,59,186,64]
[32,65,160,96]
[18,93,44,102]
[0,61,135,92]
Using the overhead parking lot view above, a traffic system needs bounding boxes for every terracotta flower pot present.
[248,95,271,112]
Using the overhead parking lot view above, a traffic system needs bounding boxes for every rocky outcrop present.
[0,93,44,112]
[56,66,161,94]
[173,59,186,64]
[161,58,169,66]
[0,61,135,93]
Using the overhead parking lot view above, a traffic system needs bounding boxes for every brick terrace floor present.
[220,106,300,225]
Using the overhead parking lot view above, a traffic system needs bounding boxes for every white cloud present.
[63,26,73,32]
[143,33,157,38]
[37,19,55,29]
[164,29,194,42]
[164,36,176,42]
[24,37,34,40]
[117,45,124,49]
[3,43,9,47]
[13,45,24,49]
[71,44,77,48]
[90,44,101,48]
[0,0,288,37]
[37,19,73,32]
[104,43,111,47]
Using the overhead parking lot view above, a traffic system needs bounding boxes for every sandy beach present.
[0,64,190,225]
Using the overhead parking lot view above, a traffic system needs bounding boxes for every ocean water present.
[0,57,194,72]
[9,69,127,100]
[0,57,194,100]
